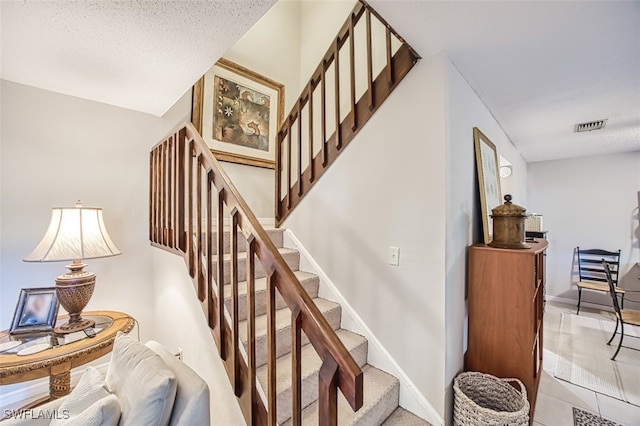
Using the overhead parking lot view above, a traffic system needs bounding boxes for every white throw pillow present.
[61,394,121,426]
[51,366,113,426]
[106,332,177,426]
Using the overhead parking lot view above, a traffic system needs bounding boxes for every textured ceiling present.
[371,0,640,162]
[0,0,277,116]
[1,0,638,162]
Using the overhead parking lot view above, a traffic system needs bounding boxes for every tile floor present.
[534,301,640,426]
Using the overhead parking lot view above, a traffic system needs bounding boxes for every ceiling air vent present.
[574,119,607,133]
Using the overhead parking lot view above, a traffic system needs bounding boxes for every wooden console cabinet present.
[465,240,548,420]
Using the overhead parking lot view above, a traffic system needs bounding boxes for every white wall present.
[528,152,640,308]
[298,0,357,86]
[0,80,251,422]
[280,51,531,424]
[283,54,448,421]
[224,0,302,116]
[443,59,528,424]
[207,0,308,220]
[0,79,189,337]
[150,248,246,425]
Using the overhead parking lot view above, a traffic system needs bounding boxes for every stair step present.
[257,329,368,424]
[213,247,300,284]
[382,408,432,425]
[281,365,400,426]
[224,271,319,322]
[211,227,284,254]
[239,298,342,368]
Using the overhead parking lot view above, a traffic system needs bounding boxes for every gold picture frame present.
[474,127,502,244]
[191,58,285,169]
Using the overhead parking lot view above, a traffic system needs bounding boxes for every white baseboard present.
[283,230,444,426]
[546,295,615,313]
[0,362,109,411]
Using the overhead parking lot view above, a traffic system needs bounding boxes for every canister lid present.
[491,194,527,217]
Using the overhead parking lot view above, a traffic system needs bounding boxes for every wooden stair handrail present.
[275,0,420,226]
[150,122,363,425]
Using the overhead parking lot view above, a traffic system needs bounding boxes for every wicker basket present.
[453,372,530,426]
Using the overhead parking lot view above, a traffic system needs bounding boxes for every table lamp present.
[24,201,121,334]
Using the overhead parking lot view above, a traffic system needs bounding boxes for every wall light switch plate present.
[388,247,400,266]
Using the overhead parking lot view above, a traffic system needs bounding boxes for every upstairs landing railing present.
[275,0,420,226]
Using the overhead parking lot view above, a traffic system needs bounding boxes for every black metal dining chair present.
[576,247,623,314]
[604,261,640,360]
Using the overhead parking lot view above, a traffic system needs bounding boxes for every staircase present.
[150,122,430,425]
[150,1,424,424]
[217,226,429,425]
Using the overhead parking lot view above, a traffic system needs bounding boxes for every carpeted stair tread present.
[281,365,399,426]
[382,407,432,425]
[224,271,319,321]
[257,329,368,424]
[210,227,284,254]
[212,247,300,284]
[239,297,342,368]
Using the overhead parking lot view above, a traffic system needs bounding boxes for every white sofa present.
[3,333,210,426]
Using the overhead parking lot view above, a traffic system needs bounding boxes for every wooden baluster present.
[167,141,172,245]
[153,147,160,243]
[275,132,282,222]
[216,187,225,333]
[297,104,303,197]
[386,27,394,87]
[321,61,328,167]
[349,14,357,131]
[167,135,174,248]
[196,156,204,301]
[164,141,170,246]
[319,356,339,426]
[177,130,186,252]
[149,151,154,242]
[291,307,302,426]
[266,268,277,426]
[161,141,167,245]
[366,9,374,110]
[308,81,314,183]
[172,134,179,248]
[230,208,241,395]
[334,39,342,150]
[188,140,195,277]
[287,116,292,209]
[157,144,162,244]
[158,145,164,244]
[207,172,215,333]
[150,150,156,243]
[246,235,257,425]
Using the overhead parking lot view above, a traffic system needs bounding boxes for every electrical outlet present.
[388,246,400,266]
[176,347,184,361]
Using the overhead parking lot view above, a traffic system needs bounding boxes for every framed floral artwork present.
[192,58,284,169]
[474,127,502,244]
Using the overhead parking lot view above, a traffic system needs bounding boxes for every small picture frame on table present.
[10,288,60,335]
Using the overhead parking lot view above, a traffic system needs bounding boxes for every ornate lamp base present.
[54,261,96,334]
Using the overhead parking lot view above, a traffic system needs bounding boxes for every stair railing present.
[150,122,363,425]
[275,0,420,226]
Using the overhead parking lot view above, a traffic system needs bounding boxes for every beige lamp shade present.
[24,205,121,262]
